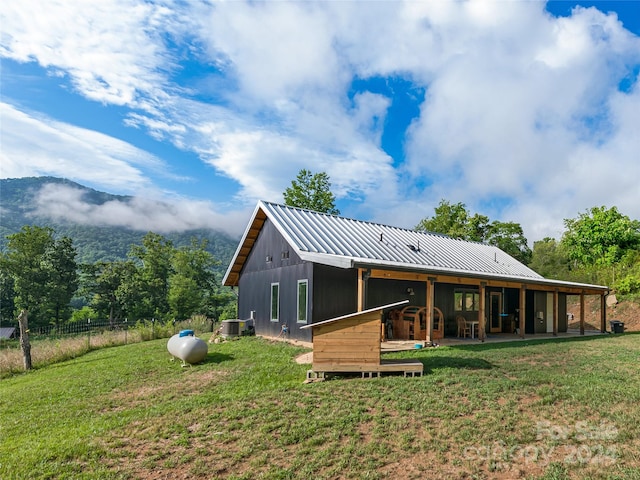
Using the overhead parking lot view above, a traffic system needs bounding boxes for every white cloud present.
[0,102,162,193]
[32,183,250,237]
[0,0,178,107]
[2,0,639,244]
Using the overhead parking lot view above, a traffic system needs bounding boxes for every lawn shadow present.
[204,352,234,364]
[420,356,494,374]
[444,333,627,352]
[384,351,494,373]
[44,353,119,370]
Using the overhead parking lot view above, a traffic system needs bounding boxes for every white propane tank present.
[167,330,208,365]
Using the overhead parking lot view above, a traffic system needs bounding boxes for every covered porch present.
[357,268,610,343]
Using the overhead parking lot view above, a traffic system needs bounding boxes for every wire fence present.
[0,316,218,375]
[4,317,216,338]
[28,319,130,337]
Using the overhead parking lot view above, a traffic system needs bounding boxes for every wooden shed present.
[300,300,424,379]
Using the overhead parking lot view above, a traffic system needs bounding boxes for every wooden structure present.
[389,305,444,341]
[301,300,423,379]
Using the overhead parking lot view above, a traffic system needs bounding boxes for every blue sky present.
[1,0,639,241]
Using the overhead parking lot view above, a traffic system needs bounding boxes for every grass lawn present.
[1,334,639,479]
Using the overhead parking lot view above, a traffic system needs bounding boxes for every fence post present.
[87,318,91,350]
[124,318,128,344]
[152,318,155,340]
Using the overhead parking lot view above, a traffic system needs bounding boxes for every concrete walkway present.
[382,329,608,352]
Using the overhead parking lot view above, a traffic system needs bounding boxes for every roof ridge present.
[259,200,482,244]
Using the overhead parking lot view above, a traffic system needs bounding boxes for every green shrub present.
[615,274,640,295]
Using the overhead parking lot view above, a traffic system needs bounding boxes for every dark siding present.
[241,219,303,274]
[312,265,357,322]
[366,279,424,309]
[558,293,568,332]
[525,290,536,334]
[533,291,548,333]
[237,219,313,342]
[435,283,459,337]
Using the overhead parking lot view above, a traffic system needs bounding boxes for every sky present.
[1,0,639,242]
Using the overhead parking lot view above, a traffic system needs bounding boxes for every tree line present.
[0,227,236,328]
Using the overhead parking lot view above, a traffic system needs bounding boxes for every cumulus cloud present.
[0,102,164,193]
[1,0,639,243]
[32,183,250,237]
[0,0,179,107]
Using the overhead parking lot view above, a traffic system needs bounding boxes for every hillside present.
[0,177,238,271]
[567,295,640,332]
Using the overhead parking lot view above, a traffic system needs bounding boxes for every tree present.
[415,200,531,264]
[485,221,532,265]
[529,237,570,278]
[128,233,175,319]
[2,226,79,326]
[4,226,54,324]
[0,268,15,324]
[169,238,219,321]
[561,206,640,268]
[42,236,79,325]
[283,169,340,215]
[415,200,490,241]
[82,260,138,325]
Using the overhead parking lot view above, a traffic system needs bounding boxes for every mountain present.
[0,177,238,272]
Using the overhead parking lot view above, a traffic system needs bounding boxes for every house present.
[0,327,17,340]
[223,201,609,343]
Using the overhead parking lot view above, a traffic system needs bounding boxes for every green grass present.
[1,334,639,479]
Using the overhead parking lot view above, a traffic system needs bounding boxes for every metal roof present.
[223,201,608,293]
[0,327,16,339]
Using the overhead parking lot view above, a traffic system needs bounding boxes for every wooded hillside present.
[0,177,238,269]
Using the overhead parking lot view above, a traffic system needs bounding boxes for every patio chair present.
[456,316,471,338]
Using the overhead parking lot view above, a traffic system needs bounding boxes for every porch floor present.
[382,329,608,352]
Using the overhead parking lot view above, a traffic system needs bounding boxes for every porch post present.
[357,268,365,312]
[553,289,558,337]
[479,282,486,342]
[519,286,526,339]
[425,278,434,343]
[579,291,585,335]
[600,293,607,333]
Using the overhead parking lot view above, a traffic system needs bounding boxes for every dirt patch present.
[567,297,640,332]
[295,352,313,364]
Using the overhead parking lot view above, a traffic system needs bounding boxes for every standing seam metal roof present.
[223,201,609,292]
[260,201,542,278]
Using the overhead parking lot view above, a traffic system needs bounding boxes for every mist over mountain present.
[0,177,238,269]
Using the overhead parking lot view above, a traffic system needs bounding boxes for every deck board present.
[308,358,423,379]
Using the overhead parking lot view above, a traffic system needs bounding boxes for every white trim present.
[270,282,279,322]
[297,279,308,323]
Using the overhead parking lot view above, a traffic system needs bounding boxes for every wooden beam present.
[366,268,606,295]
[425,278,434,343]
[358,268,365,312]
[519,286,526,339]
[479,283,486,342]
[553,290,558,337]
[580,292,585,335]
[369,269,428,282]
[600,293,606,333]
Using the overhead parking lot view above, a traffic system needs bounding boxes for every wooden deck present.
[307,358,423,380]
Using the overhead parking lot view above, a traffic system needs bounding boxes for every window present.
[297,280,308,323]
[454,290,479,312]
[270,283,279,321]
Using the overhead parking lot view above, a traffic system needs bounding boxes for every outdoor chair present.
[456,316,471,338]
